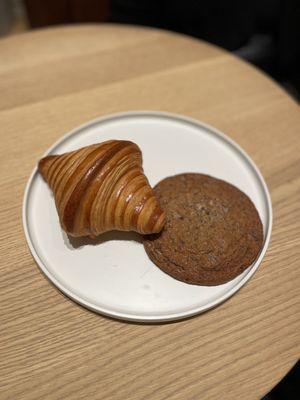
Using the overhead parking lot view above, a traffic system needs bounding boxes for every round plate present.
[23,111,272,322]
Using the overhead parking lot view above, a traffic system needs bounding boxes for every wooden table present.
[1,24,299,400]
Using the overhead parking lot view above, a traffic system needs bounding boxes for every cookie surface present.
[143,173,263,285]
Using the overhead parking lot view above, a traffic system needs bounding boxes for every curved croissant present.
[38,140,166,237]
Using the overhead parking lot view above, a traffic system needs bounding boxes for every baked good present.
[38,140,165,237]
[143,173,263,285]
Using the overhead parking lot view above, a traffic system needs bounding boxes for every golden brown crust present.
[38,140,165,237]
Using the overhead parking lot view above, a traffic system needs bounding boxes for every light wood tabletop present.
[0,24,299,400]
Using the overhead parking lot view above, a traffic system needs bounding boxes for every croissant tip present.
[152,211,166,233]
[38,155,57,179]
[140,209,166,235]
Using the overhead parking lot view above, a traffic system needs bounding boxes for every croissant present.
[38,140,166,237]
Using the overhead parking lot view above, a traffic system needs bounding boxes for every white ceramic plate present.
[23,111,272,322]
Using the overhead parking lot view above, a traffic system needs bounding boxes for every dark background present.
[2,1,299,398]
[21,0,300,102]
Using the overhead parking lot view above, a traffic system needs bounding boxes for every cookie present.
[143,173,263,285]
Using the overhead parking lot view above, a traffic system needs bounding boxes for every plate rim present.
[22,110,273,322]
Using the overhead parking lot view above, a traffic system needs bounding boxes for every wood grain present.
[0,24,299,400]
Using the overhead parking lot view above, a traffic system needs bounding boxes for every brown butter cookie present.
[143,173,264,285]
